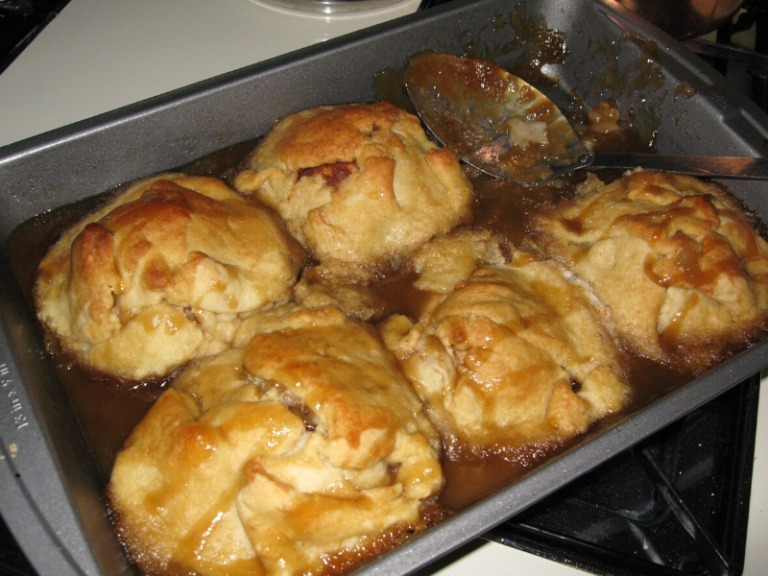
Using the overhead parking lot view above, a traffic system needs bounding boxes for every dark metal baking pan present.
[0,1,767,575]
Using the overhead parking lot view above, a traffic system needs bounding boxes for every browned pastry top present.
[35,173,306,381]
[527,170,768,371]
[234,102,474,282]
[380,234,630,456]
[108,304,444,576]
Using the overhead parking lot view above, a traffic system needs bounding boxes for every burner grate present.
[0,0,70,74]
[0,515,35,576]
[688,2,768,111]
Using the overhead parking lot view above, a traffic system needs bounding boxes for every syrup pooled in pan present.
[7,136,700,510]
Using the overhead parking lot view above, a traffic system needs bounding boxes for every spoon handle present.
[592,153,768,180]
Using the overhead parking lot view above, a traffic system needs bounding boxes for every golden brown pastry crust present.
[407,227,510,295]
[108,304,444,576]
[380,243,630,457]
[233,102,474,282]
[35,173,306,381]
[527,170,768,372]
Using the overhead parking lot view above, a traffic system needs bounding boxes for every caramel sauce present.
[371,272,433,320]
[470,173,571,244]
[439,442,573,510]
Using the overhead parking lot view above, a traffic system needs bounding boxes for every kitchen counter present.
[0,1,765,575]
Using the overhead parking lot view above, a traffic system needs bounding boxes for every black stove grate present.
[487,373,760,576]
[0,515,35,576]
[0,0,70,74]
[687,1,768,111]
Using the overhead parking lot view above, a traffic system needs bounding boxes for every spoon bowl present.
[404,52,593,184]
[405,52,768,183]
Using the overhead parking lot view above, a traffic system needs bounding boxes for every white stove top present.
[0,1,766,574]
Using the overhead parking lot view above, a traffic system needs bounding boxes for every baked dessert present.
[35,173,306,381]
[108,304,445,576]
[380,240,630,457]
[527,170,768,372]
[233,102,474,282]
[407,227,510,295]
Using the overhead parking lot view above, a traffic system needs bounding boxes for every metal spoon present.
[404,52,768,184]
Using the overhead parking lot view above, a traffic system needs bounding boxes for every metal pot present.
[615,0,744,38]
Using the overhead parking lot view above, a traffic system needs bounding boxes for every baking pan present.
[1,1,767,575]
